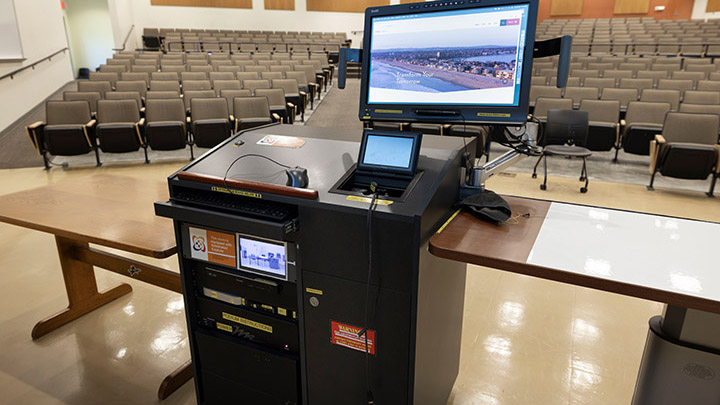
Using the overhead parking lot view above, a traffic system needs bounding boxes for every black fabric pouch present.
[456,190,512,223]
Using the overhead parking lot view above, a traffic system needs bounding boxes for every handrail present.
[113,24,135,51]
[0,48,68,82]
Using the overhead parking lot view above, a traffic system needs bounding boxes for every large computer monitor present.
[359,0,538,125]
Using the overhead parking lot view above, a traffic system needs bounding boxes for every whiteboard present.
[0,0,24,60]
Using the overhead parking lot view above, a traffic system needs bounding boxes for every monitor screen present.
[359,0,537,124]
[362,134,415,169]
[238,235,287,279]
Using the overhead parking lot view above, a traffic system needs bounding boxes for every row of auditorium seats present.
[143,28,348,53]
[26,95,282,169]
[537,18,720,56]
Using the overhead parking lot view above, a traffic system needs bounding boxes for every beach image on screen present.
[239,237,286,277]
[368,5,528,106]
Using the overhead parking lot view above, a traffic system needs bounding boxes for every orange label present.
[207,230,236,267]
[330,321,376,355]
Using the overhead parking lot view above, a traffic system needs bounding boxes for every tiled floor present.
[0,157,717,404]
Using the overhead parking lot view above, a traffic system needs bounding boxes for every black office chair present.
[532,109,592,193]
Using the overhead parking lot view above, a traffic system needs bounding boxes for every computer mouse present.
[285,167,309,188]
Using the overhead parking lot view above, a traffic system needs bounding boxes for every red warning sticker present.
[330,320,376,355]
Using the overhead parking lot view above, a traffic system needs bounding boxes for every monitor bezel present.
[359,0,538,125]
[357,129,423,178]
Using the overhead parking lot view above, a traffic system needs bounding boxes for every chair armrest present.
[140,107,146,114]
[186,116,191,124]
[138,118,145,127]
[234,118,238,133]
[86,119,96,128]
[620,119,626,127]
[299,91,307,97]
[134,122,145,145]
[229,114,235,122]
[649,137,661,174]
[25,121,45,154]
[272,113,281,122]
[655,134,666,144]
[715,145,720,174]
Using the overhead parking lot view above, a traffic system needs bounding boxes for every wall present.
[538,0,695,21]
[108,0,139,51]
[0,0,73,133]
[64,0,116,72]
[691,0,720,19]
[111,0,400,48]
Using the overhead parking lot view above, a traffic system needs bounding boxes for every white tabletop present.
[528,203,720,304]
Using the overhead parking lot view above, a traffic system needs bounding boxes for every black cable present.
[358,183,378,405]
[222,153,294,190]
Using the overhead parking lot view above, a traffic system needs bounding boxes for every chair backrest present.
[190,64,214,73]
[679,103,720,114]
[209,72,235,81]
[270,65,292,74]
[182,80,213,91]
[544,109,590,147]
[583,77,615,90]
[243,79,271,91]
[89,72,119,87]
[640,89,681,111]
[99,64,127,73]
[682,90,720,105]
[191,97,229,121]
[657,79,694,93]
[217,65,243,73]
[77,81,112,96]
[244,65,268,73]
[233,96,271,119]
[116,80,148,97]
[63,91,101,112]
[261,71,284,80]
[672,71,706,82]
[618,78,653,91]
[146,98,186,122]
[286,71,309,86]
[625,101,672,126]
[579,99,620,123]
[254,88,286,106]
[563,86,599,106]
[636,70,668,84]
[97,99,140,123]
[533,97,574,119]
[152,71,180,81]
[213,79,242,95]
[145,90,181,99]
[662,112,720,144]
[601,87,638,110]
[220,90,253,108]
[184,89,216,110]
[529,86,563,104]
[131,65,157,73]
[46,100,91,125]
[272,79,300,95]
[181,72,208,81]
[236,72,260,81]
[121,72,150,86]
[161,64,186,73]
[104,91,143,108]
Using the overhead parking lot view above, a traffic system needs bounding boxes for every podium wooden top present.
[0,174,175,258]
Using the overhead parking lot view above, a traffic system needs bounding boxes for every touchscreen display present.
[239,236,287,278]
[368,4,529,106]
[362,134,415,169]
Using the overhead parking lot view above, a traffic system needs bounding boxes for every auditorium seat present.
[89,72,119,88]
[255,88,291,123]
[183,90,216,114]
[121,72,150,87]
[63,92,101,116]
[579,99,621,151]
[272,79,305,121]
[116,80,148,98]
[78,81,112,96]
[640,89,681,111]
[104,91,144,113]
[212,80,242,96]
[616,101,672,160]
[95,99,145,161]
[182,80,212,91]
[144,98,192,158]
[190,97,232,148]
[533,97,573,121]
[233,96,276,130]
[145,90,181,99]
[149,80,181,92]
[648,112,720,196]
[220,90,253,112]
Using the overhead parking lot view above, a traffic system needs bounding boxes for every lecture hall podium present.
[155,124,472,404]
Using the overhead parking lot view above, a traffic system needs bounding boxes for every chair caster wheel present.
[540,184,547,190]
[532,174,537,179]
[580,187,587,193]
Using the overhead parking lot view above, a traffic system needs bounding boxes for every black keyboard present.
[173,189,293,222]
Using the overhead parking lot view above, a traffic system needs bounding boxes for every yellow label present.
[305,287,323,295]
[222,312,273,333]
[261,304,274,312]
[436,209,461,234]
[210,290,218,298]
[292,311,297,319]
[374,109,403,114]
[277,307,287,316]
[345,195,394,206]
[211,186,262,199]
[476,112,511,117]
[216,322,233,333]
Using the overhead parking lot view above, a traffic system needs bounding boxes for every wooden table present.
[0,174,191,400]
[430,196,720,314]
